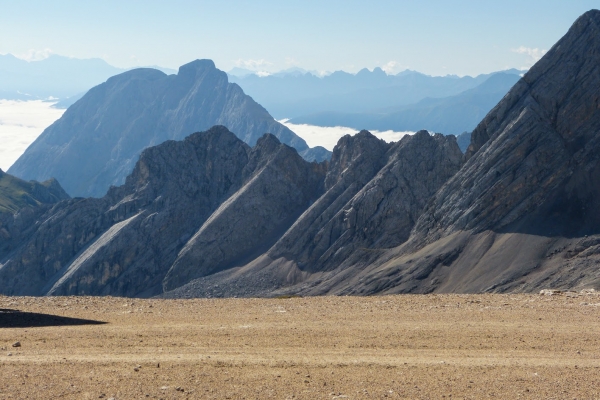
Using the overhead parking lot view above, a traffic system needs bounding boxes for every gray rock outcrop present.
[3,11,600,298]
[161,129,463,298]
[162,134,326,291]
[0,126,326,296]
[161,10,600,298]
[340,9,600,294]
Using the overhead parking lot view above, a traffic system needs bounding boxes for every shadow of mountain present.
[0,309,107,328]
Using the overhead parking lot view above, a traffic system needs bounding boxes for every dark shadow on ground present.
[0,309,107,328]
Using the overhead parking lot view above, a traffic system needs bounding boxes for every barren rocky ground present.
[1,292,599,399]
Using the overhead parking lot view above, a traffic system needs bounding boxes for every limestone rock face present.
[348,9,600,295]
[0,127,250,296]
[3,12,600,298]
[267,131,391,270]
[162,134,326,291]
[162,130,462,299]
[8,60,330,198]
[0,126,327,296]
[267,130,462,274]
[159,11,600,298]
[417,9,600,240]
[0,123,463,297]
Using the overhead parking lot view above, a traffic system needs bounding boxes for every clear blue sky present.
[1,0,598,76]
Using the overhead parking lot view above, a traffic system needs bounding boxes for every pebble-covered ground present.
[1,292,599,399]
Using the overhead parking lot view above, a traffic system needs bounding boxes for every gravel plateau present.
[1,292,599,399]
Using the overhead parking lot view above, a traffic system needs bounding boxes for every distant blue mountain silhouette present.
[230,67,523,120]
[290,73,521,135]
[0,54,175,101]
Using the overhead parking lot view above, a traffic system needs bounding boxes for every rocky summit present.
[8,59,330,198]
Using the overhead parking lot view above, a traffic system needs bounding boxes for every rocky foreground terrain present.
[1,293,599,399]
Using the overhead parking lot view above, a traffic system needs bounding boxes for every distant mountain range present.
[8,60,330,198]
[229,67,523,120]
[0,52,523,138]
[290,73,521,135]
[0,53,175,102]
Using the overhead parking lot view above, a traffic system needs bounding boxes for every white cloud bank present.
[0,101,412,172]
[381,61,408,75]
[234,58,273,70]
[512,46,547,69]
[0,100,65,171]
[279,119,413,151]
[15,48,54,61]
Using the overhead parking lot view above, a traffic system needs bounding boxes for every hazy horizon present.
[0,51,525,80]
[1,1,597,77]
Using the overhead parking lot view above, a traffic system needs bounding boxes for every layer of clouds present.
[279,120,413,151]
[0,100,65,171]
[381,61,408,75]
[0,101,412,172]
[284,57,299,67]
[512,46,547,68]
[234,58,273,70]
[15,48,54,62]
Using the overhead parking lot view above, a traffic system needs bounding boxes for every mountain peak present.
[255,132,282,149]
[178,59,218,78]
[580,8,600,23]
[9,59,329,197]
[466,8,600,159]
[379,8,600,293]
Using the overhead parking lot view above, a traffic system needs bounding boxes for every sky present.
[1,1,598,76]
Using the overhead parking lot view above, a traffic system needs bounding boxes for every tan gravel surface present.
[1,293,599,399]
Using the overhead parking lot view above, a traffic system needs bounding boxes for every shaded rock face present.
[162,134,326,291]
[164,130,463,299]
[347,9,600,295]
[0,124,462,298]
[267,130,462,274]
[8,59,330,198]
[4,13,600,299]
[417,9,600,241]
[268,130,391,271]
[158,10,600,298]
[0,126,326,297]
[0,127,250,296]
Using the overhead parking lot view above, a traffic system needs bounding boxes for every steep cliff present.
[162,130,463,298]
[342,9,600,295]
[0,126,326,297]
